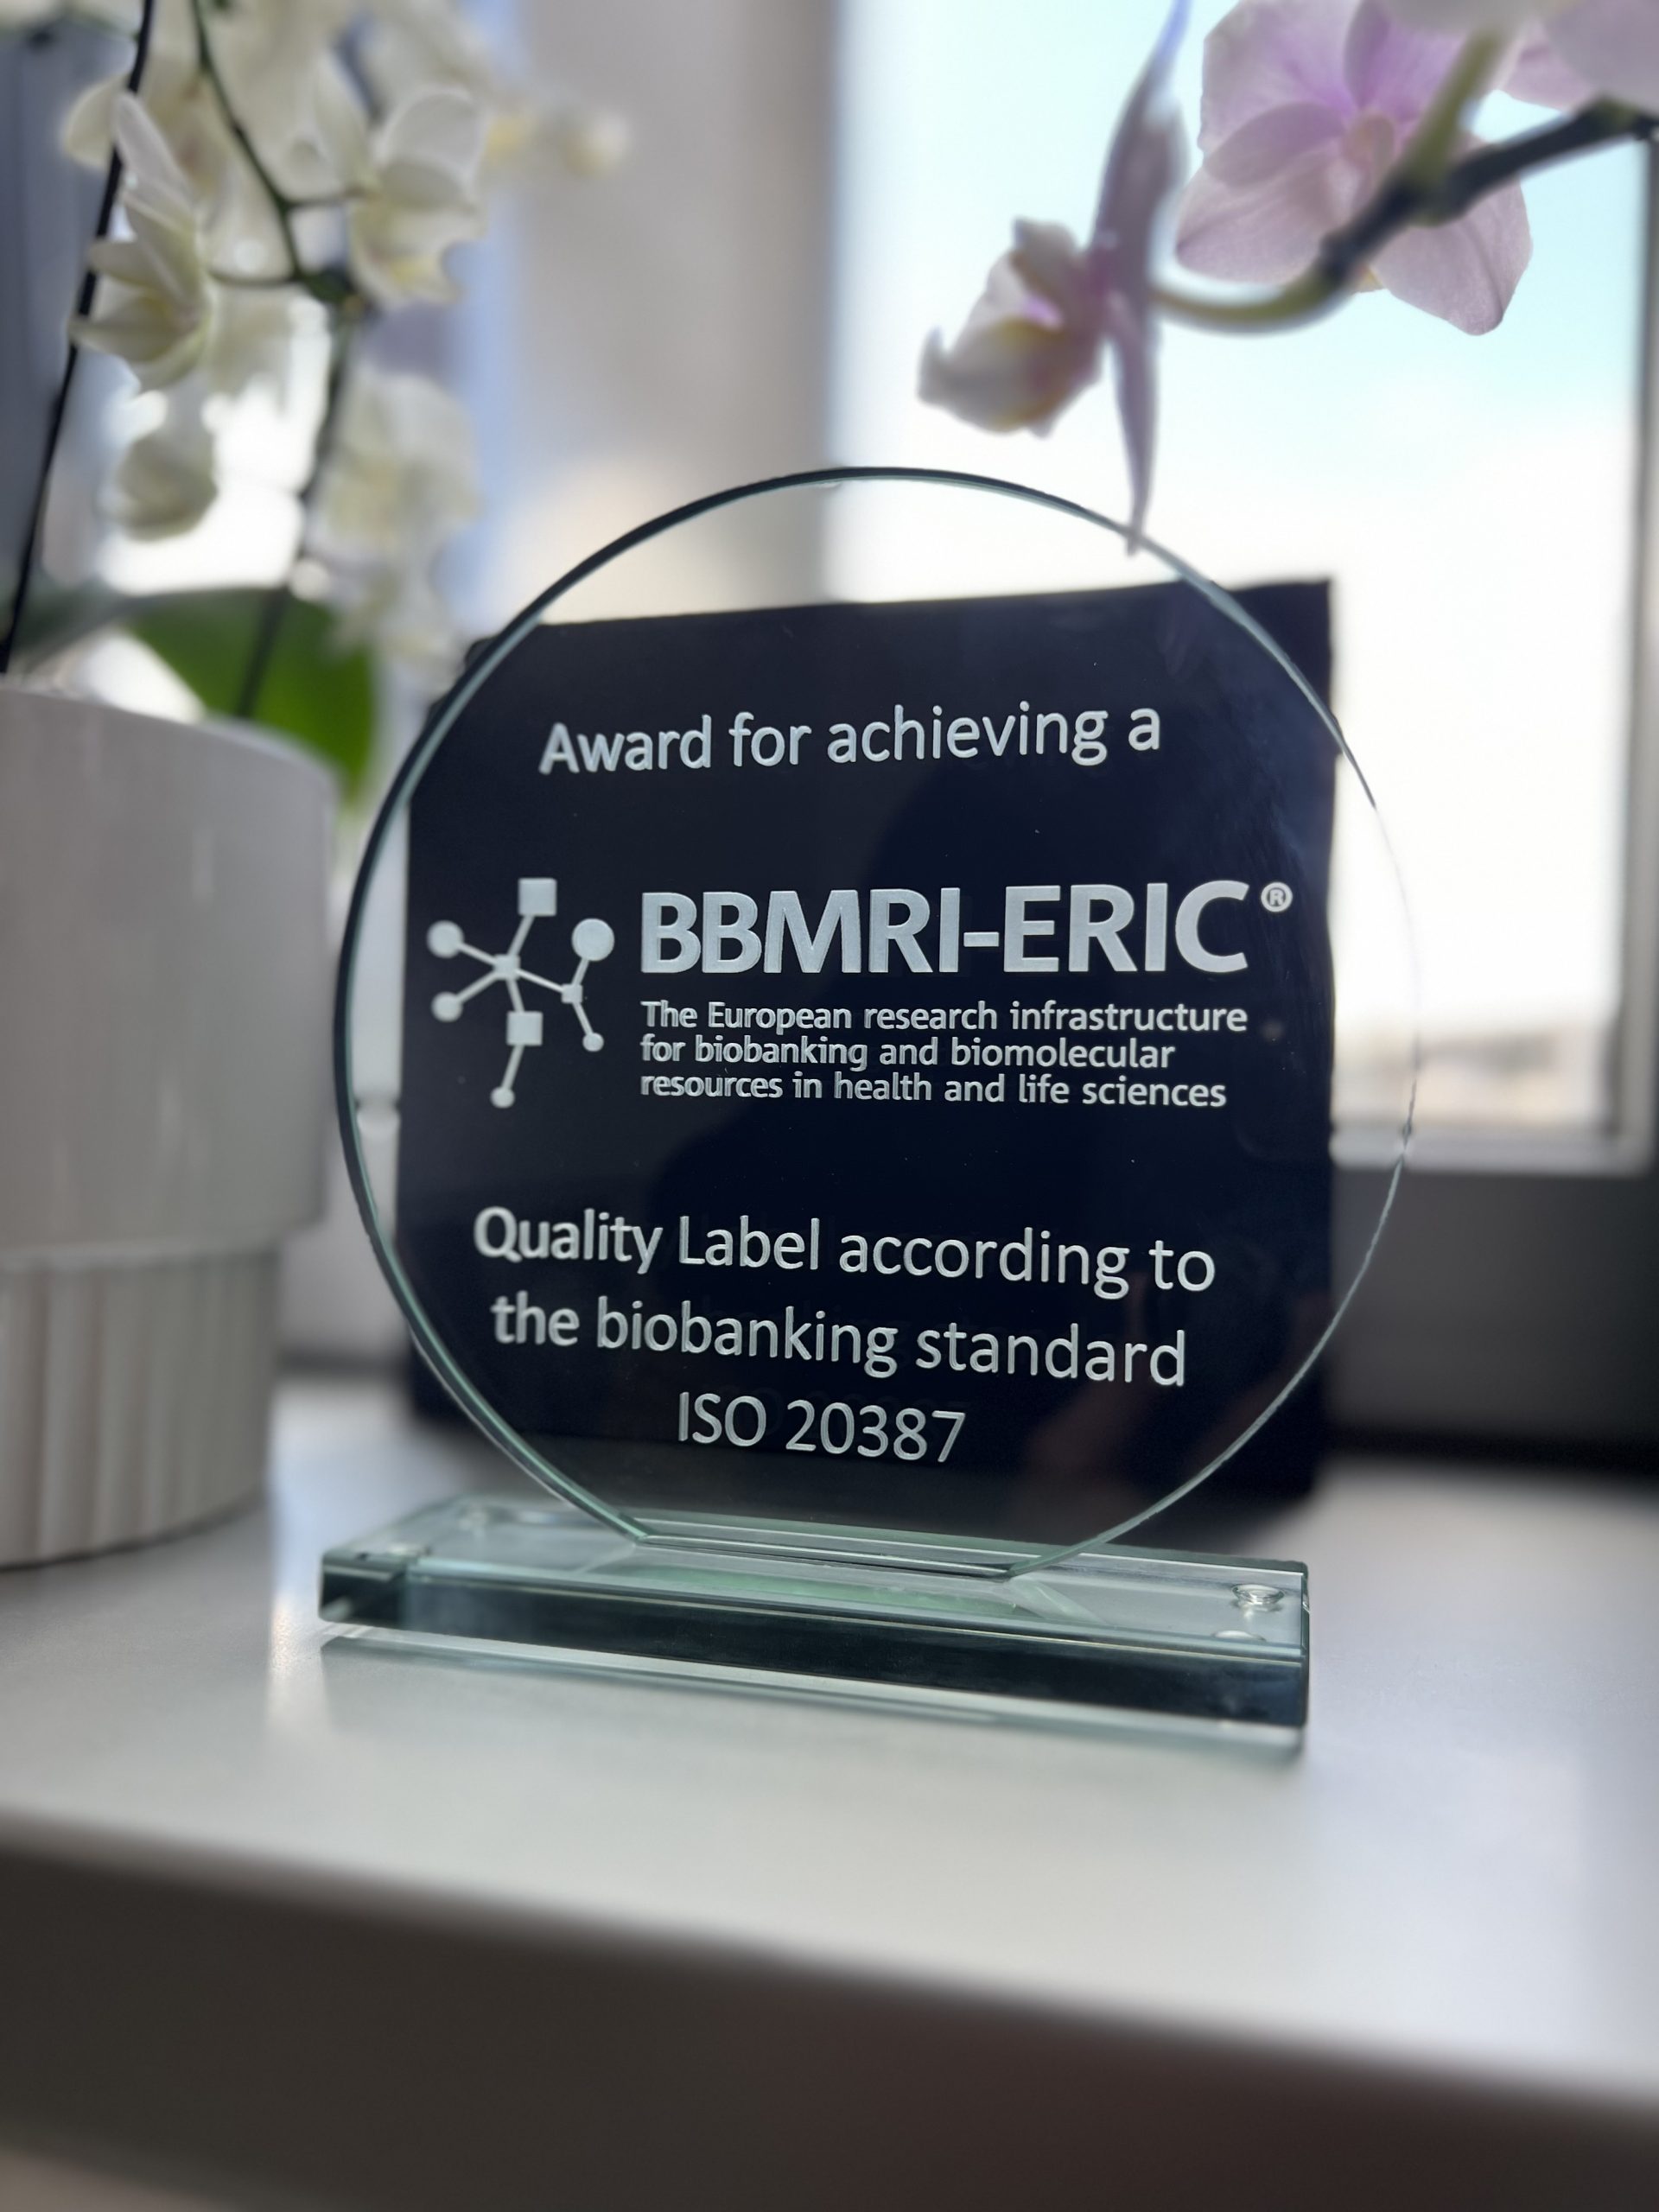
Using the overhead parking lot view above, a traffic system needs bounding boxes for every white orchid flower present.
[359,0,628,181]
[314,365,480,565]
[61,3,305,283]
[360,0,499,107]
[61,0,226,195]
[106,384,217,538]
[70,93,213,391]
[344,86,487,305]
[340,564,466,686]
[1382,0,1659,111]
[312,365,480,683]
[210,2,360,200]
[274,67,486,306]
[65,2,355,269]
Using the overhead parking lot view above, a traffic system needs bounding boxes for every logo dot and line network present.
[428,876,613,1108]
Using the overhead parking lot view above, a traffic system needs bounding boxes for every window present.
[834,0,1652,1154]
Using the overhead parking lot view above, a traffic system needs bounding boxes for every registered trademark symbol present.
[1261,881,1294,913]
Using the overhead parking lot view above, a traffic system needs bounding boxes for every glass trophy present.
[324,469,1415,1730]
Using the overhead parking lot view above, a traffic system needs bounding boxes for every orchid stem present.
[1153,97,1657,334]
[188,0,305,281]
[235,312,360,719]
[209,268,296,289]
[182,0,373,719]
[0,0,157,678]
[1395,31,1505,188]
[1149,269,1335,332]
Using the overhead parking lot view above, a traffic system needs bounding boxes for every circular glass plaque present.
[339,469,1414,1557]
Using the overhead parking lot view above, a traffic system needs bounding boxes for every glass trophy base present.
[319,1497,1308,1731]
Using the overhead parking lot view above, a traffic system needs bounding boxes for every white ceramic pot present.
[0,682,333,1563]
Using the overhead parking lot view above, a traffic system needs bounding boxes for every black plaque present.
[392,581,1335,1547]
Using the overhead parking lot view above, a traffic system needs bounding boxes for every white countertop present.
[1,1377,1656,2209]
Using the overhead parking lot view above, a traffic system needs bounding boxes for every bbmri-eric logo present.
[428,876,614,1108]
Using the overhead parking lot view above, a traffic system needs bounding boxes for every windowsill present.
[0,1375,1655,2208]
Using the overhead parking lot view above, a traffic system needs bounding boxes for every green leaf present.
[129,588,377,799]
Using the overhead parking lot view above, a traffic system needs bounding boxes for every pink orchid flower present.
[918,1,1189,537]
[1383,1,1659,115]
[1175,0,1531,333]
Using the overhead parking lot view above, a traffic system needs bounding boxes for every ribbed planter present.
[0,683,332,1564]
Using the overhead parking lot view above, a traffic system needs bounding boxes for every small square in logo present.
[518,876,557,917]
[506,1010,544,1046]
